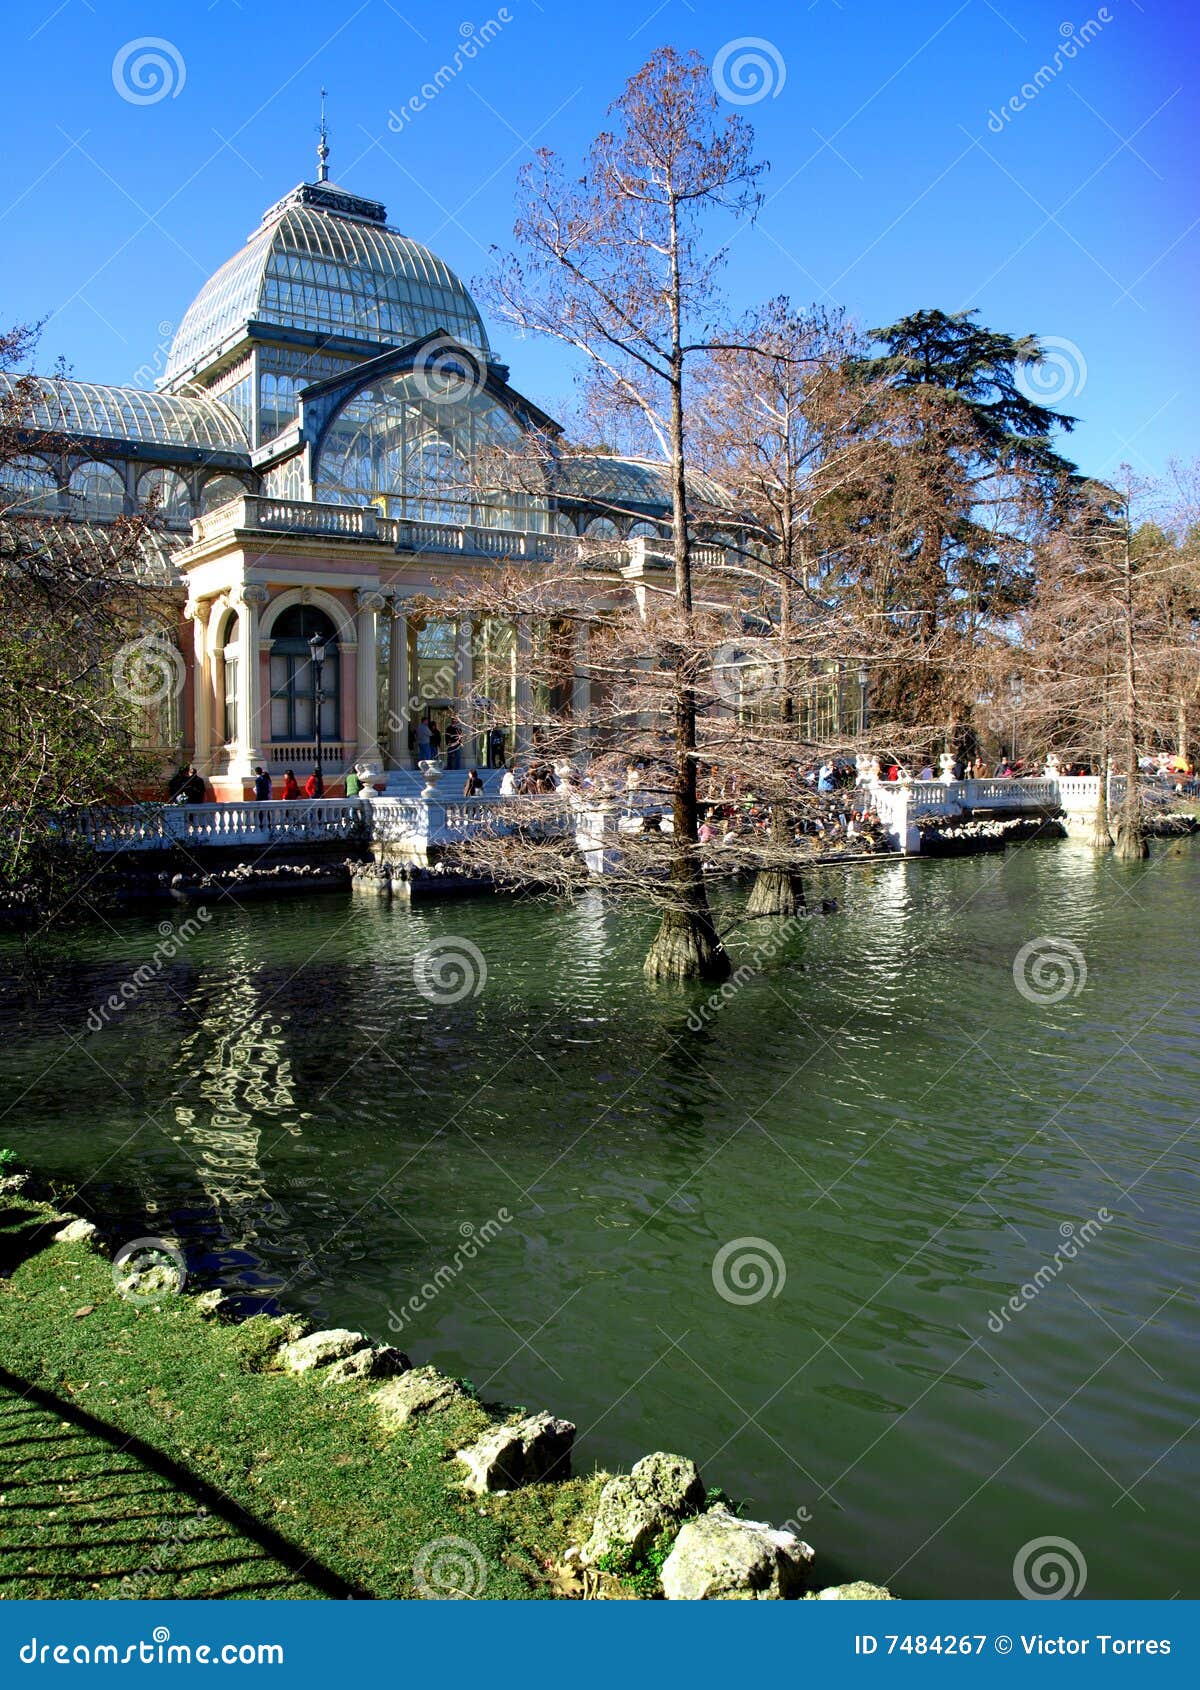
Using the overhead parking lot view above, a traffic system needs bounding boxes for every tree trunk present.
[645,190,730,983]
[747,802,805,916]
[1091,746,1113,851]
[1113,524,1148,861]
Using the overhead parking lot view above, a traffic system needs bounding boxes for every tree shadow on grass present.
[0,1369,367,1600]
[0,1208,65,1279]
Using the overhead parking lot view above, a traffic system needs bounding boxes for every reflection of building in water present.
[171,964,316,1303]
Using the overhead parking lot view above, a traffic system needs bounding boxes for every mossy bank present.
[0,1174,893,1601]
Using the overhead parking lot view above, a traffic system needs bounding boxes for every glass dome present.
[553,453,731,514]
[164,182,490,383]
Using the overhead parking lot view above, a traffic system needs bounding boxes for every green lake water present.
[1,841,1197,1599]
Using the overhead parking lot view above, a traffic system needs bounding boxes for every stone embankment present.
[0,1165,895,1602]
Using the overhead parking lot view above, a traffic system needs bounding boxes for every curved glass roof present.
[554,453,732,513]
[164,184,490,382]
[0,373,248,452]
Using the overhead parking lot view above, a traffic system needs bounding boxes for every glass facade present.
[68,461,126,520]
[138,467,191,525]
[269,606,340,741]
[315,372,547,530]
[0,453,60,512]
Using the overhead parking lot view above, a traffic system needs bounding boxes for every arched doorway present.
[268,605,341,750]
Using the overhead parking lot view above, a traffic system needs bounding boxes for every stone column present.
[514,617,532,754]
[454,618,474,768]
[386,597,413,767]
[571,618,591,758]
[186,598,211,773]
[355,589,386,778]
[231,584,267,778]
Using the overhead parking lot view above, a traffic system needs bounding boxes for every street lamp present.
[308,634,327,785]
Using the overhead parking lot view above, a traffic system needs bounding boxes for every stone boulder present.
[279,1328,373,1373]
[322,1345,408,1385]
[375,1366,469,1425]
[582,1452,705,1564]
[53,1218,101,1247]
[457,1412,575,1494]
[195,1290,240,1322]
[661,1507,814,1600]
[809,1581,896,1600]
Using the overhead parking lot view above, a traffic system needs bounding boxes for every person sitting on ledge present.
[499,764,517,797]
[463,769,483,796]
[253,765,272,802]
[344,767,361,798]
[181,766,207,805]
[304,766,324,799]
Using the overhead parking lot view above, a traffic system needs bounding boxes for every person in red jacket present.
[303,766,324,798]
[280,769,300,800]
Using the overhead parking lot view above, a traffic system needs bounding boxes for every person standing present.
[344,767,361,798]
[304,766,324,799]
[281,769,300,800]
[499,764,517,797]
[181,766,206,804]
[415,716,432,761]
[253,765,272,802]
[463,768,483,796]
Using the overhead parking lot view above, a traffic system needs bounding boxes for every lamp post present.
[308,634,326,785]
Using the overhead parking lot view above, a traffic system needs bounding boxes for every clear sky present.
[5,0,1196,484]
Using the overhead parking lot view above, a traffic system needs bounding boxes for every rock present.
[456,1411,575,1494]
[374,1366,468,1424]
[322,1345,409,1385]
[808,1581,896,1600]
[661,1507,814,1601]
[582,1452,704,1564]
[0,1172,29,1196]
[195,1290,240,1322]
[279,1328,373,1373]
[53,1218,101,1247]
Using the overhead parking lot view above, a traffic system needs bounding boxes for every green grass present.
[0,1190,604,1600]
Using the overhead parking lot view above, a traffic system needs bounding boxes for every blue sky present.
[4,0,1196,483]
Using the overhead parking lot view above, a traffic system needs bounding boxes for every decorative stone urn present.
[417,759,443,799]
[1044,753,1062,778]
[938,751,957,784]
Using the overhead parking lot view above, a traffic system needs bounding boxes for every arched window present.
[628,520,663,539]
[138,467,190,525]
[201,474,246,514]
[584,516,620,540]
[68,460,126,520]
[315,370,547,532]
[269,605,340,743]
[0,454,59,514]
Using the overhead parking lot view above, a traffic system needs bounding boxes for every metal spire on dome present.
[316,87,330,182]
